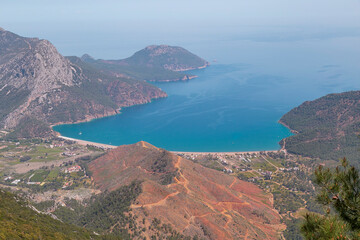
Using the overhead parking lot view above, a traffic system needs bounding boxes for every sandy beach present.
[57,136,117,149]
[58,135,281,155]
[172,150,279,156]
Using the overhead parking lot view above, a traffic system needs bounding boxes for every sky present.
[1,0,360,58]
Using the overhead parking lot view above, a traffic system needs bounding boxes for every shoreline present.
[57,136,117,149]
[50,94,170,129]
[278,120,299,134]
[172,150,280,155]
[56,135,282,154]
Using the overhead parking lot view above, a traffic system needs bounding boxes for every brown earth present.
[89,141,284,240]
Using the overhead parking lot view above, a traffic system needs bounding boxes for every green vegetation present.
[87,60,186,82]
[301,158,360,239]
[0,189,100,240]
[280,91,360,164]
[52,181,142,239]
[5,115,52,139]
[80,181,142,235]
[30,169,49,182]
[81,45,208,82]
[0,86,30,122]
[123,45,207,71]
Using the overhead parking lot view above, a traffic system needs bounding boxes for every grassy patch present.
[46,168,60,181]
[27,146,63,162]
[252,161,277,172]
[30,170,50,182]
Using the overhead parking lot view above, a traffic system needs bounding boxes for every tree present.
[301,158,360,239]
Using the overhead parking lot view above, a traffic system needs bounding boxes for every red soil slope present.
[89,142,284,239]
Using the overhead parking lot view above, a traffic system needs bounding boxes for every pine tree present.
[301,158,360,239]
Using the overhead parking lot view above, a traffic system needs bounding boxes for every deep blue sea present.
[53,36,360,151]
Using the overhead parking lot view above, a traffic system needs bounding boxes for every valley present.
[0,135,336,239]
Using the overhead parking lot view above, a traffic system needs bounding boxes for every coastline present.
[56,134,282,155]
[172,150,279,155]
[278,120,299,134]
[51,64,211,134]
[57,136,117,149]
[50,93,170,129]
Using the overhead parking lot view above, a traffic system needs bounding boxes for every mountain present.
[0,28,166,135]
[81,45,209,82]
[280,91,360,163]
[122,45,209,71]
[88,141,283,240]
[0,189,100,240]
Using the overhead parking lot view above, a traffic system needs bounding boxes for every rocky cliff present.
[0,28,167,135]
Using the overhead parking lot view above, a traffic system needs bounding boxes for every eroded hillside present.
[89,141,284,239]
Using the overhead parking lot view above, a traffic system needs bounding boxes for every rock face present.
[0,28,167,132]
[280,90,360,162]
[0,30,74,128]
[89,142,283,240]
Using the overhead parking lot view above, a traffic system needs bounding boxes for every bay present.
[53,36,360,152]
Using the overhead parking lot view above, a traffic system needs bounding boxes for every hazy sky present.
[1,0,359,58]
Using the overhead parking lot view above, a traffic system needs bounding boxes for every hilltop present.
[122,45,209,72]
[280,90,360,163]
[88,141,283,239]
[81,45,209,82]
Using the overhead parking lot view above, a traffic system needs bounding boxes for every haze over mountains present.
[0,28,207,138]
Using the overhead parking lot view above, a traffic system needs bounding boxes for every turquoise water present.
[54,64,292,151]
[54,37,360,152]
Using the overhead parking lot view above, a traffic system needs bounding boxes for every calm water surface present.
[54,37,360,151]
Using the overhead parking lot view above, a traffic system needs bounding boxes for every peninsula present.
[0,28,208,139]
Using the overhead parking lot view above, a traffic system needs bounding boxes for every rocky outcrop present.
[0,30,75,128]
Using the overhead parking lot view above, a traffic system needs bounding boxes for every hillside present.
[280,90,360,163]
[81,45,209,82]
[88,141,283,240]
[0,189,100,240]
[0,28,166,136]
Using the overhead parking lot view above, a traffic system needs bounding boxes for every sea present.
[53,32,360,152]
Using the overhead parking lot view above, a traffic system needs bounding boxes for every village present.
[0,134,104,192]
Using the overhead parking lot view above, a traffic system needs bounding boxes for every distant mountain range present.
[280,91,360,163]
[0,28,208,137]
